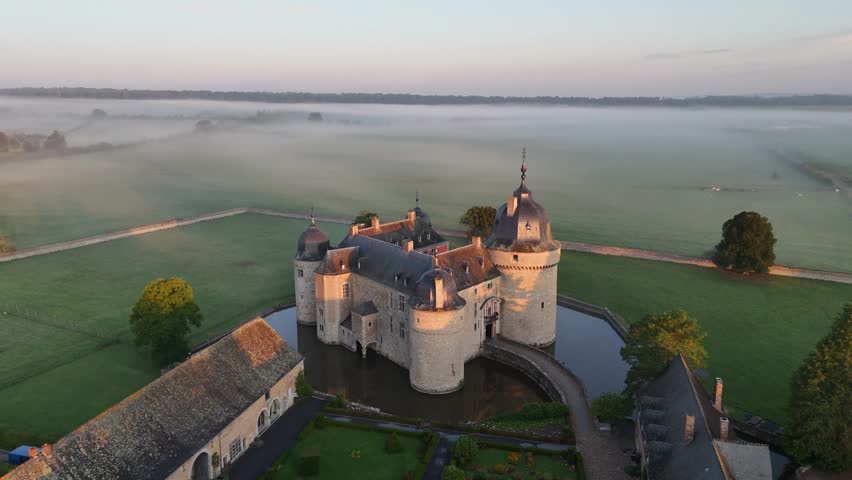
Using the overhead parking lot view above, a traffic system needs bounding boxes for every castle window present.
[487,282,493,289]
[474,288,477,295]
[319,308,324,317]
[541,302,545,309]
[427,233,431,240]
[298,269,304,278]
[265,390,270,400]
[390,322,394,333]
[320,324,324,331]
[399,322,405,338]
[513,254,519,262]
[368,321,372,327]
[342,283,351,298]
[474,323,477,331]
[398,295,405,312]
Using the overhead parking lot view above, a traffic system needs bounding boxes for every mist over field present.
[1,96,851,271]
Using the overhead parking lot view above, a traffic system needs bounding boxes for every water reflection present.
[265,306,629,422]
[552,307,630,399]
[265,308,547,423]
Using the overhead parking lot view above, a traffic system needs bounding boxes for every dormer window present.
[426,233,431,240]
[525,221,531,232]
[339,260,346,270]
[403,276,409,286]
[462,262,470,273]
[394,273,401,283]
[477,256,484,267]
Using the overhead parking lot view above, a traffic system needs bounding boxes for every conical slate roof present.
[296,211,330,261]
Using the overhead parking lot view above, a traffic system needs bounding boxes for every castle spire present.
[416,189,420,207]
[520,145,527,186]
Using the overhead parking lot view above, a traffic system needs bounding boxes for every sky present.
[1,0,851,97]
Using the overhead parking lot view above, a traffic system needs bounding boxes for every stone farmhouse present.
[294,151,562,394]
[4,319,303,480]
[634,354,773,479]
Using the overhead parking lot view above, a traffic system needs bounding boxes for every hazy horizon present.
[2,1,851,97]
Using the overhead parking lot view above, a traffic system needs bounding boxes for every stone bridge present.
[482,339,596,434]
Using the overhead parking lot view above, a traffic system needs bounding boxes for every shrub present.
[506,451,520,465]
[442,465,466,480]
[624,464,641,477]
[452,435,479,466]
[295,372,313,397]
[525,453,536,467]
[298,445,320,476]
[386,432,403,454]
[401,468,415,480]
[521,403,545,420]
[491,464,510,474]
[591,393,631,424]
[329,393,345,408]
[561,424,575,444]
[543,402,568,418]
[313,414,327,430]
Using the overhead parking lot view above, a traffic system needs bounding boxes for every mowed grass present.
[269,424,421,480]
[0,213,347,445]
[558,251,852,424]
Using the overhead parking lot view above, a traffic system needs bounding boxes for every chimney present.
[407,210,416,222]
[471,236,481,247]
[434,275,444,309]
[402,239,414,252]
[684,414,695,445]
[371,216,380,229]
[41,444,52,458]
[507,196,518,216]
[28,447,38,458]
[714,377,724,411]
[349,224,359,236]
[719,417,730,441]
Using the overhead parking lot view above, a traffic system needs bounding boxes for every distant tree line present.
[3,87,852,107]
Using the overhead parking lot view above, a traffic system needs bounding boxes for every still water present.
[265,305,628,422]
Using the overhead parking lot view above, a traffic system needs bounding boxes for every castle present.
[294,150,561,394]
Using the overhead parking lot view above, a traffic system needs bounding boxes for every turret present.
[408,266,466,393]
[294,210,330,325]
[484,148,561,346]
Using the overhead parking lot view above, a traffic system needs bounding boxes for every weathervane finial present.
[416,189,420,207]
[310,207,315,225]
[520,145,527,184]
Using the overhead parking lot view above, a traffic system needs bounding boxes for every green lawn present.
[471,448,579,479]
[267,424,421,480]
[558,251,852,424]
[0,213,347,446]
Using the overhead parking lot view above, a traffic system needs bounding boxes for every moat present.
[265,305,628,423]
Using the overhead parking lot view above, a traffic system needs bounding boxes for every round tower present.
[408,265,466,394]
[294,210,330,325]
[485,148,561,346]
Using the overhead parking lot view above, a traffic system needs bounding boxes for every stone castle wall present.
[488,248,561,347]
[315,272,352,345]
[294,259,320,325]
[455,278,501,361]
[349,274,411,368]
[409,308,465,394]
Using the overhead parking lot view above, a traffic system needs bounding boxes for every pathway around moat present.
[2,207,850,285]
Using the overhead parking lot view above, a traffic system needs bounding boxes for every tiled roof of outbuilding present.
[4,319,302,480]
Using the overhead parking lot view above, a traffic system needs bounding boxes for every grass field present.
[559,252,852,424]
[267,423,421,480]
[0,213,347,446]
[0,211,849,447]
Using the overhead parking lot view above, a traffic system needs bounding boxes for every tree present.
[592,393,631,424]
[459,206,496,239]
[385,432,402,453]
[43,130,66,151]
[620,309,707,393]
[441,465,465,480]
[785,302,852,471]
[351,210,378,226]
[451,435,479,466]
[90,108,107,120]
[295,371,313,397]
[0,234,15,254]
[714,211,777,273]
[0,132,9,152]
[129,278,202,364]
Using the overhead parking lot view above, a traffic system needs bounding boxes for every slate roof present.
[5,319,303,480]
[352,300,379,316]
[714,440,773,480]
[356,216,446,250]
[340,314,352,330]
[437,244,501,291]
[321,234,435,295]
[638,355,733,480]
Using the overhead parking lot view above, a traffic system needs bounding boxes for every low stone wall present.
[482,342,566,404]
[557,295,628,341]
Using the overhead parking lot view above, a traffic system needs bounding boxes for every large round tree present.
[0,234,14,254]
[459,206,496,239]
[714,211,777,273]
[130,278,203,364]
[785,302,851,472]
[620,309,708,393]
